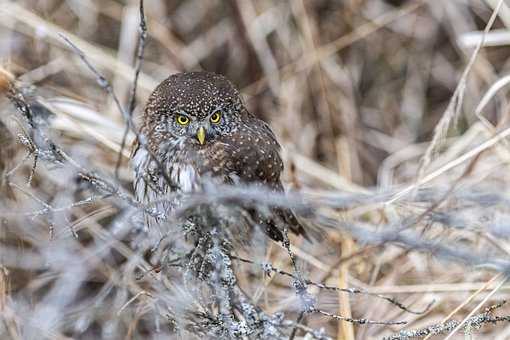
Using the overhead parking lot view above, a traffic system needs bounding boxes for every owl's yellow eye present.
[176,115,190,125]
[210,112,222,124]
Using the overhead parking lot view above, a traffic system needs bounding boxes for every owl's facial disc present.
[146,72,242,147]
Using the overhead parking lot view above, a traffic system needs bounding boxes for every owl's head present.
[144,72,244,146]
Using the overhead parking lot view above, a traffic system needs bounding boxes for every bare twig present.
[311,308,405,326]
[232,256,433,315]
[384,301,510,340]
[114,0,148,179]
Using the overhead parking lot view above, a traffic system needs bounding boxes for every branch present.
[115,0,148,179]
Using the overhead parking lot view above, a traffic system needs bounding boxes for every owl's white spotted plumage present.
[131,72,305,242]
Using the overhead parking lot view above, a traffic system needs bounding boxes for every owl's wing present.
[223,116,308,241]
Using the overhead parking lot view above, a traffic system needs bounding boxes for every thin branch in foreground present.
[281,226,315,313]
[232,256,433,315]
[115,0,148,179]
[3,79,146,213]
[288,311,305,340]
[310,308,406,326]
[383,301,510,340]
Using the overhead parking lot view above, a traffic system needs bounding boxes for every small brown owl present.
[131,72,305,242]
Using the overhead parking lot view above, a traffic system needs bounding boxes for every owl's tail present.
[266,207,322,243]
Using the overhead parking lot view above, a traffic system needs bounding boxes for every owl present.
[131,72,305,243]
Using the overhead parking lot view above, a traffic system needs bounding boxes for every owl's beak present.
[196,126,206,145]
